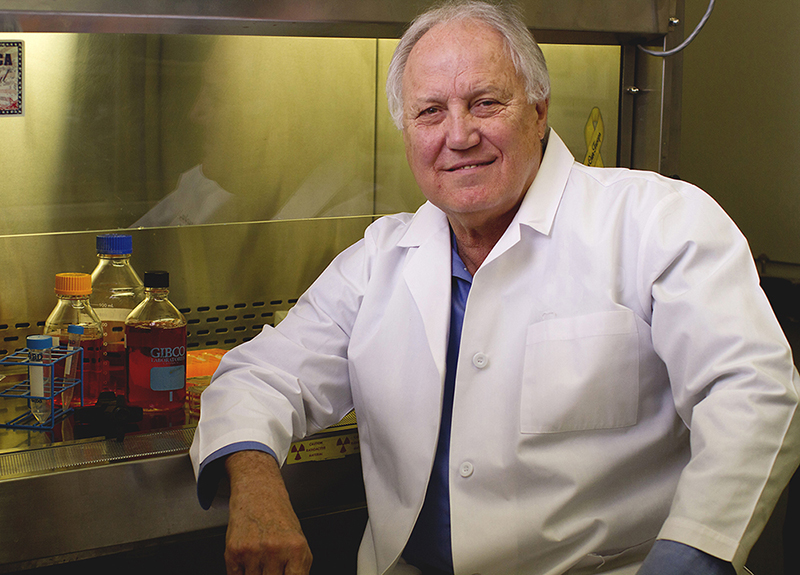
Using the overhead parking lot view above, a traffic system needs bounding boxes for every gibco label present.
[150,346,186,360]
[147,345,185,390]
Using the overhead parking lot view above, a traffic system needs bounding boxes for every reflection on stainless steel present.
[0,33,383,234]
[0,33,622,236]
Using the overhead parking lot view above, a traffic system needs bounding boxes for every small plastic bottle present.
[44,273,105,407]
[90,234,144,397]
[27,335,52,425]
[125,271,187,417]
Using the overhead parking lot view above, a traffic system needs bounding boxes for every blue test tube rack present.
[0,345,84,431]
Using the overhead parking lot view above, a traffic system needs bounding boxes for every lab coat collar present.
[514,128,575,238]
[397,200,449,248]
[395,202,451,381]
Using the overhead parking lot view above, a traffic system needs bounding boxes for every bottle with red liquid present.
[125,271,187,420]
[44,273,105,407]
[90,234,144,398]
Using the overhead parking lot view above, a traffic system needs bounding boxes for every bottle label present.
[126,324,187,411]
[150,365,186,391]
[29,349,45,396]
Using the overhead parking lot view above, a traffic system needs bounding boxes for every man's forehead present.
[410,19,506,62]
[403,20,518,98]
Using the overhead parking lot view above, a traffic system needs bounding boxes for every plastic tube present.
[62,324,84,409]
[27,335,52,424]
[639,0,715,57]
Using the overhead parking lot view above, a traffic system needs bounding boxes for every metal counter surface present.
[0,425,366,572]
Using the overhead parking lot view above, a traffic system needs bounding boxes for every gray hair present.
[386,0,550,130]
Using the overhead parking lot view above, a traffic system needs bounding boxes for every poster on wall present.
[0,41,23,116]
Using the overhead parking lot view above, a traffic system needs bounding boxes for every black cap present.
[144,270,169,288]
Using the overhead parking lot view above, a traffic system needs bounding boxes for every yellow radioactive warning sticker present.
[287,432,360,464]
[584,107,604,167]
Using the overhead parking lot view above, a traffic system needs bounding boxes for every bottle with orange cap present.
[44,273,105,407]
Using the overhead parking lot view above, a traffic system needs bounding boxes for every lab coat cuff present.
[657,516,739,565]
[196,441,278,509]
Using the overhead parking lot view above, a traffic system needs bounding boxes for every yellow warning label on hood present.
[584,107,604,167]
[287,432,360,464]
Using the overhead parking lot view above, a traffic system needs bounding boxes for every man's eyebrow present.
[469,83,513,98]
[408,84,510,109]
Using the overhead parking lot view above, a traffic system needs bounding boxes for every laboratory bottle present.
[125,271,187,416]
[44,273,105,407]
[90,234,144,396]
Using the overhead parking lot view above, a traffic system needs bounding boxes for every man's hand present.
[224,450,313,575]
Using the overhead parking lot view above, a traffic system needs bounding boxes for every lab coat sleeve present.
[642,186,800,567]
[189,228,376,483]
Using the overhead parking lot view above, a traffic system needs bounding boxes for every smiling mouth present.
[446,159,495,172]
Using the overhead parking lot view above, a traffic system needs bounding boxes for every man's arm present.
[644,186,800,565]
[224,450,313,575]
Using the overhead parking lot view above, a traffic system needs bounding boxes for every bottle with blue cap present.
[90,234,144,397]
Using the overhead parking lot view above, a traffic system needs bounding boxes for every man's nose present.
[445,112,480,150]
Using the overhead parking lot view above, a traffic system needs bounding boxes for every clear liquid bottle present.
[44,273,105,407]
[90,234,144,397]
[27,335,52,425]
[125,271,187,416]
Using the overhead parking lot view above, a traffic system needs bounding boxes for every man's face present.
[401,20,548,230]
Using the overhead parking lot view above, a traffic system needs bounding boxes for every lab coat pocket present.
[521,310,639,433]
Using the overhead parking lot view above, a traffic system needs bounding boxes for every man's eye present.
[419,107,439,116]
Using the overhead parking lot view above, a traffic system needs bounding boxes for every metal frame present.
[1,0,670,40]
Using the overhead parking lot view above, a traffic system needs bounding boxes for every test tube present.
[62,324,83,409]
[27,335,52,424]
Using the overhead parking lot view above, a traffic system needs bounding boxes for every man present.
[190,2,800,574]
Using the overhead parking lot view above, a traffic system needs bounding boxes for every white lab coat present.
[191,131,800,575]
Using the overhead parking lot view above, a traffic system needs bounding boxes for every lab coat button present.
[472,352,488,369]
[459,462,474,477]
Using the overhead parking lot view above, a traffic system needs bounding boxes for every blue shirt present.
[402,235,472,572]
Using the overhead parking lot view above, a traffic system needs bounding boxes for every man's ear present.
[535,98,550,140]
